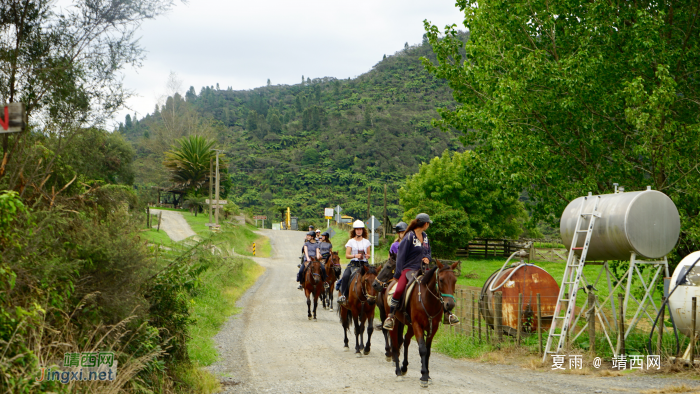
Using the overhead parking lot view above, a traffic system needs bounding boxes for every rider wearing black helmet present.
[389,221,408,258]
[297,230,327,289]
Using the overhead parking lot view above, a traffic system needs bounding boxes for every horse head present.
[360,264,381,305]
[308,257,322,284]
[435,259,459,312]
[372,255,396,292]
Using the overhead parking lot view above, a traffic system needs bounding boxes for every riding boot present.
[383,300,399,330]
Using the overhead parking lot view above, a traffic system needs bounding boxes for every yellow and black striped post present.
[253,243,256,256]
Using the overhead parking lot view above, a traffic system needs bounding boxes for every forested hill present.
[120,33,468,223]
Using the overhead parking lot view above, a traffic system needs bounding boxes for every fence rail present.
[456,238,567,262]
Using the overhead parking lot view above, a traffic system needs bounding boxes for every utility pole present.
[383,184,388,239]
[215,150,221,226]
[367,186,371,220]
[209,157,213,226]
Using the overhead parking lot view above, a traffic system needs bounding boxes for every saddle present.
[387,270,422,312]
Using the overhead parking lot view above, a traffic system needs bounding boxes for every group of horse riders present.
[296,213,460,328]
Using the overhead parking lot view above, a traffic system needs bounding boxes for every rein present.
[418,268,455,337]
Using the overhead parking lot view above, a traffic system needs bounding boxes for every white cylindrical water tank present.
[560,189,680,261]
[669,251,700,338]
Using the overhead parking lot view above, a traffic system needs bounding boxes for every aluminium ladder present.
[542,195,601,362]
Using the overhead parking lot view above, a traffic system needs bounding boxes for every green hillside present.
[121,34,468,224]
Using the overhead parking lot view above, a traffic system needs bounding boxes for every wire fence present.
[449,285,691,364]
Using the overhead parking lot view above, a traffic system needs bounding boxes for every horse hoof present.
[313,318,317,322]
[386,356,392,362]
[330,308,333,311]
[363,350,370,355]
[344,347,349,352]
[355,353,362,358]
[420,380,429,388]
[428,378,433,385]
[308,316,312,320]
[401,370,407,376]
[396,376,403,382]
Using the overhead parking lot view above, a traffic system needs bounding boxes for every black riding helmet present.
[306,231,316,236]
[321,231,330,238]
[394,221,408,232]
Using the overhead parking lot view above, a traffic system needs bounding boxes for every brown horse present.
[338,264,382,357]
[321,252,340,311]
[303,257,323,321]
[383,260,457,387]
[372,255,396,361]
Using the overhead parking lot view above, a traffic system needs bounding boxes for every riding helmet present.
[321,231,330,237]
[306,230,316,236]
[352,220,365,229]
[394,221,408,232]
[416,213,433,224]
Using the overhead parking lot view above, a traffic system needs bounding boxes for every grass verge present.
[188,257,265,365]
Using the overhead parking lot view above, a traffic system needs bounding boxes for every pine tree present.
[246,110,258,131]
[267,78,271,86]
[383,54,386,60]
[125,114,133,128]
[301,75,305,85]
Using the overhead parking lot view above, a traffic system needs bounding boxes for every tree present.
[246,110,258,131]
[163,135,217,194]
[267,113,282,133]
[183,195,205,216]
[267,78,271,86]
[400,150,527,257]
[424,0,700,258]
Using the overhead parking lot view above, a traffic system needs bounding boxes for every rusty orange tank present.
[479,264,559,335]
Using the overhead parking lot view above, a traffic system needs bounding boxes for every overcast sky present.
[113,0,465,126]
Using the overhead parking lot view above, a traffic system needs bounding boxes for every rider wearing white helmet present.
[337,220,371,305]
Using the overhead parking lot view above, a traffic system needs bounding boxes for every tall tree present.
[424,0,700,257]
[163,135,217,194]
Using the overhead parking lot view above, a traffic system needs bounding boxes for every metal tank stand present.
[557,254,668,358]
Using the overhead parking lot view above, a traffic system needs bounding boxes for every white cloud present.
[114,0,464,126]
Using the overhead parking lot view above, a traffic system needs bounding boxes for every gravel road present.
[149,209,197,241]
[208,229,700,394]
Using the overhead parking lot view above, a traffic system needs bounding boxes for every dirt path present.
[149,209,197,242]
[208,230,699,394]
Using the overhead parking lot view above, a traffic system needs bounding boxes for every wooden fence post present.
[495,291,503,343]
[147,206,150,228]
[691,297,697,366]
[537,293,543,356]
[157,211,162,232]
[472,291,476,338]
[618,293,625,355]
[478,294,482,342]
[657,297,665,356]
[588,292,596,355]
[517,293,522,346]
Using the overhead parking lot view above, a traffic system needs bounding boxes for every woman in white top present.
[337,220,371,305]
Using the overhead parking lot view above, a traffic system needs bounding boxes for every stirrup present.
[445,313,460,326]
[324,282,329,289]
[383,315,395,330]
[297,284,303,290]
[337,295,346,305]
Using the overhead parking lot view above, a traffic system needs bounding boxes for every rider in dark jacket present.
[383,213,460,329]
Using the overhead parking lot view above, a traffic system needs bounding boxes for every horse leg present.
[392,321,404,379]
[401,324,414,375]
[378,292,391,361]
[341,307,350,351]
[413,323,430,387]
[313,292,318,321]
[364,306,374,355]
[425,331,435,385]
[352,312,363,357]
[306,293,312,320]
[329,287,334,311]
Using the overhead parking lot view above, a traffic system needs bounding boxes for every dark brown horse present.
[303,257,323,321]
[338,264,381,357]
[372,255,396,361]
[382,260,457,386]
[321,252,340,311]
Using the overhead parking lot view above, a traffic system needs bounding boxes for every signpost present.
[253,215,267,228]
[335,205,342,225]
[0,103,26,134]
[324,208,333,228]
[366,216,381,265]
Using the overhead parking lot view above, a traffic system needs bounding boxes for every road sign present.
[366,216,381,231]
[0,103,26,134]
[324,208,334,219]
[370,233,379,246]
[205,199,227,208]
[335,205,342,213]
[334,205,343,223]
[326,228,336,238]
[253,215,267,220]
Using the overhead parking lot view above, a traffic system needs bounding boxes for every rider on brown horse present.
[383,213,460,329]
[337,220,371,305]
[297,231,327,290]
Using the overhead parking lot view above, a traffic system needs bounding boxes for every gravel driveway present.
[208,229,700,394]
[149,209,196,241]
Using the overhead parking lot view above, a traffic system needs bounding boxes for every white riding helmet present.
[352,220,365,229]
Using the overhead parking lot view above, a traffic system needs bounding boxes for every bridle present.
[353,271,377,305]
[374,262,396,289]
[418,267,455,337]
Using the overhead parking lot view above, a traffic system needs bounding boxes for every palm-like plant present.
[183,195,206,216]
[163,135,220,193]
